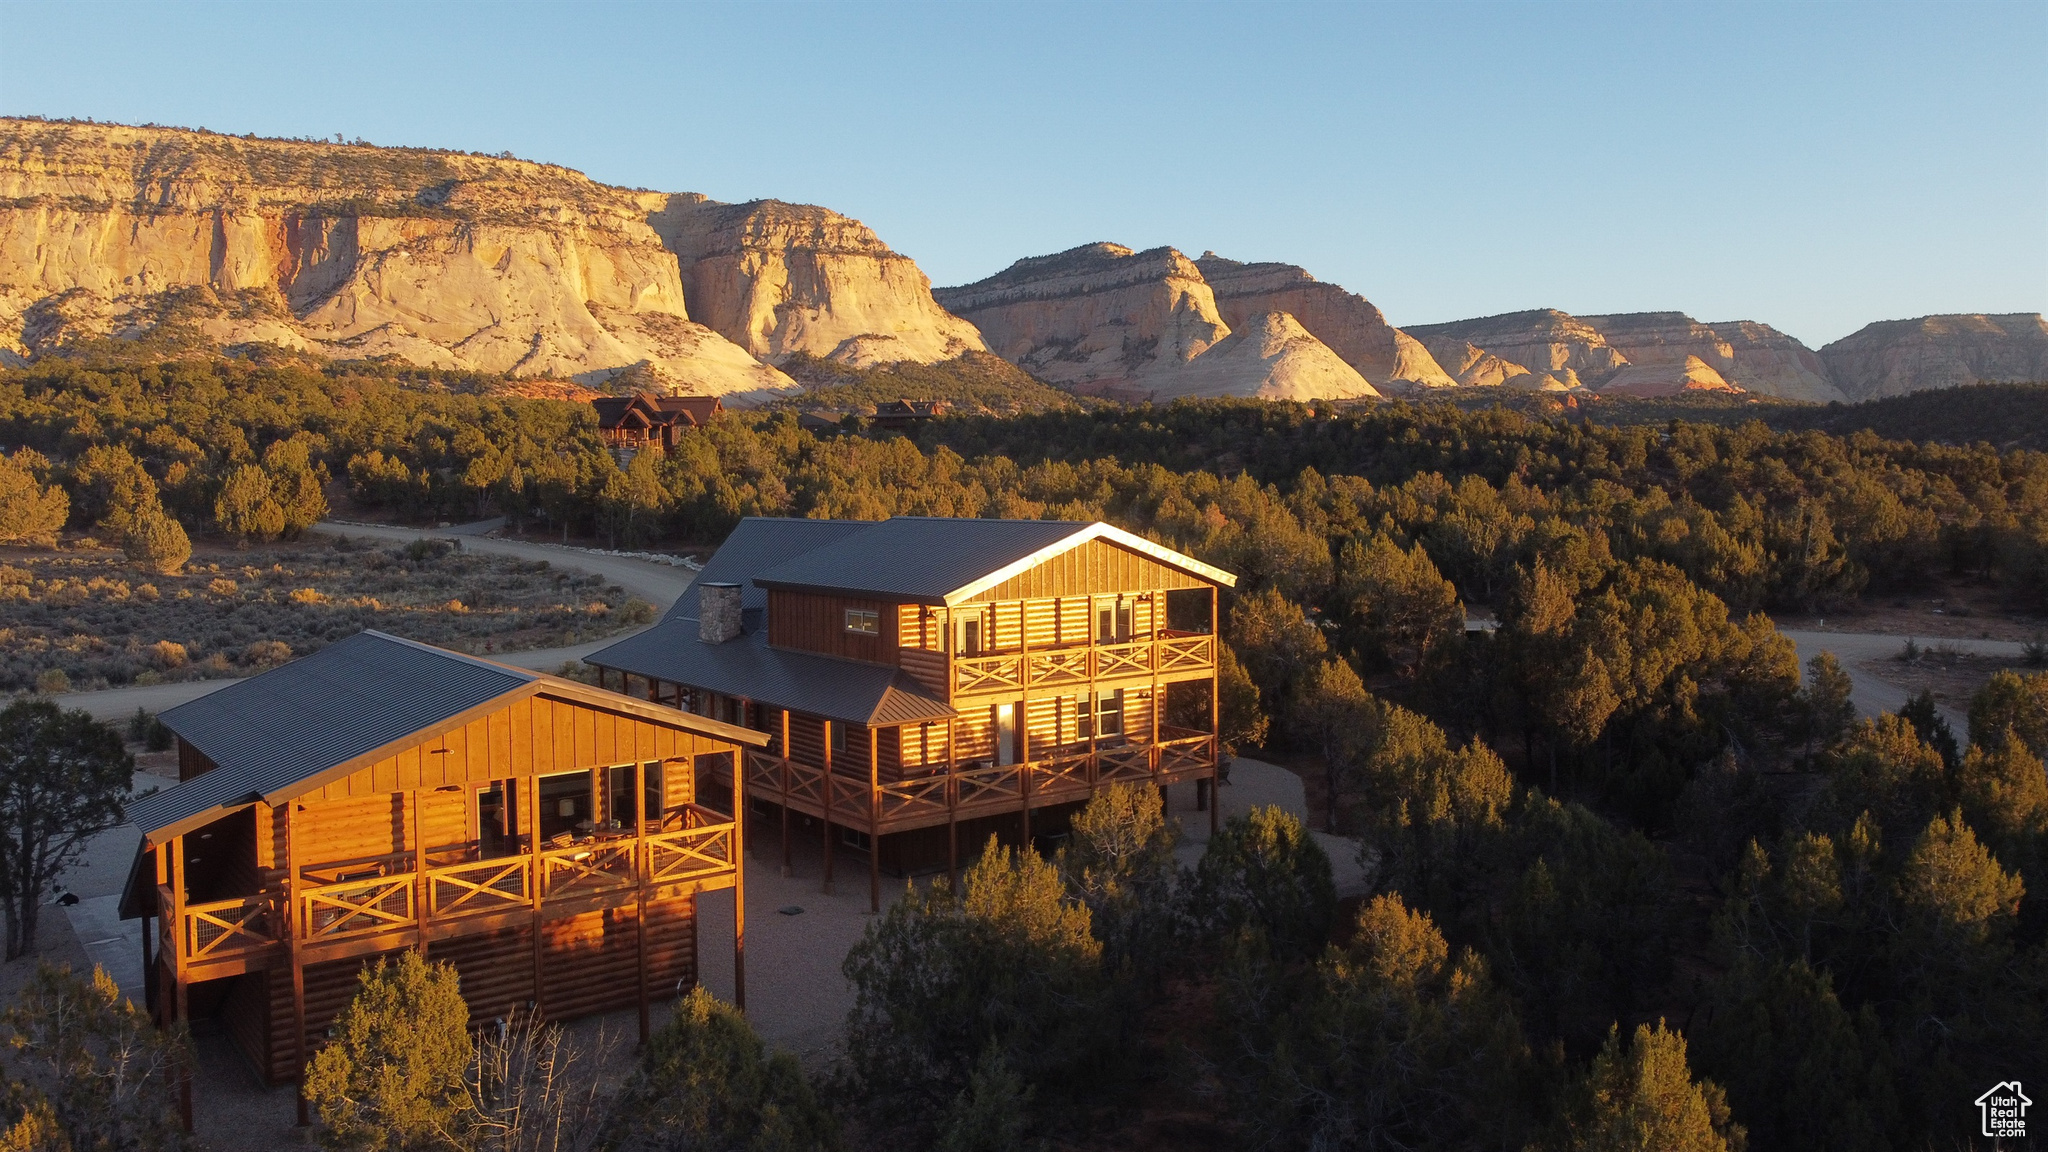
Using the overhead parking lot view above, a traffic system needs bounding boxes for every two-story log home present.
[585,517,1237,911]
[118,630,765,1102]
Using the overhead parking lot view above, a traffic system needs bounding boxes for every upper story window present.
[844,608,879,636]
[1097,599,1132,644]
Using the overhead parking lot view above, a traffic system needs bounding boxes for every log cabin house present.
[584,517,1237,911]
[869,399,949,431]
[118,630,765,1100]
[592,392,723,457]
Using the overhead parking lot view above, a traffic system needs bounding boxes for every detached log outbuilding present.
[585,517,1238,911]
[119,630,765,1092]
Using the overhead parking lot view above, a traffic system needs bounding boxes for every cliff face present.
[933,243,1229,391]
[1405,310,1627,391]
[1820,314,2048,400]
[1579,312,1845,402]
[0,120,980,401]
[936,244,1388,402]
[1192,254,1454,389]
[648,196,984,367]
[1413,336,1560,389]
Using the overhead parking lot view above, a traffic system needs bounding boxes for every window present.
[1076,689,1123,739]
[960,614,983,655]
[538,771,592,842]
[1097,599,1131,643]
[844,608,879,635]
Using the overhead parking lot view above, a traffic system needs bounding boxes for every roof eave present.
[940,522,1237,605]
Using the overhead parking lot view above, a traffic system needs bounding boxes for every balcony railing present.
[166,804,740,970]
[950,633,1214,696]
[737,730,1218,833]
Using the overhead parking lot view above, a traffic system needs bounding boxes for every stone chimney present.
[698,583,742,644]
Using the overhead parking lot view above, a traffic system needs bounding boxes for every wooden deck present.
[164,804,738,983]
[730,730,1217,836]
[945,632,1215,696]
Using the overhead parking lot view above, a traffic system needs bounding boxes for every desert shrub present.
[121,508,192,575]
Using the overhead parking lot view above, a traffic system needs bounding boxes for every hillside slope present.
[1820,313,2048,400]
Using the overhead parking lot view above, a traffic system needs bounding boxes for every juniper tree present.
[0,700,130,960]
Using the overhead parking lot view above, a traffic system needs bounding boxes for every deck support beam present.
[635,758,650,1044]
[869,728,881,914]
[821,722,834,895]
[779,711,793,878]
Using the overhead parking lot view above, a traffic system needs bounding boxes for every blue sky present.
[3,0,2042,346]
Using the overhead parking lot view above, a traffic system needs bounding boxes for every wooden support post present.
[1018,601,1031,849]
[285,801,311,1126]
[1211,585,1222,837]
[733,760,747,1012]
[648,676,660,703]
[779,709,793,878]
[821,721,835,894]
[868,727,881,914]
[528,776,545,1018]
[946,716,959,883]
[410,788,427,956]
[635,759,651,1044]
[169,835,191,1132]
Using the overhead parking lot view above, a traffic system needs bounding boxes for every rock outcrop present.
[1404,310,1627,391]
[1413,336,1567,390]
[933,243,1229,392]
[0,120,981,402]
[1820,314,2048,400]
[1191,254,1454,389]
[1599,354,1740,397]
[1151,311,1381,402]
[937,244,1391,402]
[1579,312,1844,402]
[647,195,984,367]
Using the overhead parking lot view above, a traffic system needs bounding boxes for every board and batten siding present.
[767,590,898,664]
[964,538,1207,602]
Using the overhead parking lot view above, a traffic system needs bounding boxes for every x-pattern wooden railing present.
[303,876,415,942]
[427,857,530,919]
[541,841,636,898]
[647,822,737,885]
[949,635,1218,697]
[185,895,278,960]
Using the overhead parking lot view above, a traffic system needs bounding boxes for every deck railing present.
[169,804,740,968]
[737,731,1218,834]
[950,633,1214,696]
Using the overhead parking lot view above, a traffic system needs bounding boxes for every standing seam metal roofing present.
[126,631,538,838]
[749,518,1088,603]
[664,518,874,622]
[588,621,953,727]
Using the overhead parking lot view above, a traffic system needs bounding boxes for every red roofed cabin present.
[119,631,764,1108]
[592,393,722,457]
[585,517,1237,911]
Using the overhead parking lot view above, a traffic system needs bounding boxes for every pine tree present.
[0,450,68,547]
[1562,1021,1743,1152]
[607,987,834,1152]
[121,508,191,576]
[1800,651,1857,752]
[1189,806,1335,963]
[303,952,474,1151]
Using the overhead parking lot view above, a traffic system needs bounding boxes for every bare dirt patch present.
[0,534,652,693]
[1776,579,2048,643]
[1853,642,2039,714]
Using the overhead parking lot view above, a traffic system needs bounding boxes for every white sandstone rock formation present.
[1820,314,2048,400]
[1192,253,1454,389]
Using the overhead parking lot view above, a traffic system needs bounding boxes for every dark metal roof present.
[588,620,954,727]
[666,518,872,622]
[128,632,537,839]
[751,518,1087,604]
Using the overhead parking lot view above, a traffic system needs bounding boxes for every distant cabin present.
[592,393,722,456]
[121,631,763,1102]
[870,399,949,431]
[585,517,1237,910]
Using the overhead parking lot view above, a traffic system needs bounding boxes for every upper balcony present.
[946,630,1215,697]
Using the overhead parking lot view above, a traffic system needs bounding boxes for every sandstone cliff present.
[0,120,979,402]
[1405,310,1627,390]
[1191,253,1454,389]
[647,195,984,367]
[1579,312,1845,402]
[933,243,1228,392]
[1413,336,1567,390]
[1151,311,1381,402]
[1820,314,2048,400]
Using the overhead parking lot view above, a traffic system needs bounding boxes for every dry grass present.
[0,534,651,693]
